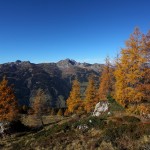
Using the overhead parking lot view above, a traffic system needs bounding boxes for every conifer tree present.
[33,89,45,126]
[114,28,147,107]
[0,76,18,122]
[138,31,150,102]
[66,79,83,114]
[84,75,98,113]
[99,56,114,100]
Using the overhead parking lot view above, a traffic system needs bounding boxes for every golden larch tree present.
[133,30,150,117]
[66,79,83,114]
[114,28,147,107]
[84,75,98,113]
[33,89,46,126]
[99,56,114,100]
[137,30,150,102]
[0,76,18,122]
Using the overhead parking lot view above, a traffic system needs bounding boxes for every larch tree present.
[138,31,150,102]
[0,76,18,122]
[145,31,150,101]
[114,28,147,107]
[135,30,150,116]
[84,75,98,113]
[99,56,114,100]
[33,89,46,126]
[66,79,83,114]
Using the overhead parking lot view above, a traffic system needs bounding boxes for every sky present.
[0,0,150,64]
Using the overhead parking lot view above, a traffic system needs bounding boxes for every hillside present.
[0,59,103,108]
[0,110,149,150]
[0,95,150,150]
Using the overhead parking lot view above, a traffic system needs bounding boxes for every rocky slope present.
[0,59,103,108]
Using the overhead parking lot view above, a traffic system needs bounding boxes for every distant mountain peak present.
[57,59,77,68]
[0,59,104,107]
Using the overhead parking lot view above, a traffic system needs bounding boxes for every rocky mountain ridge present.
[0,59,103,108]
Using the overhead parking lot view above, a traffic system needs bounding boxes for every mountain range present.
[0,59,103,108]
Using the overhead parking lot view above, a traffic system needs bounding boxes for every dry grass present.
[0,113,149,150]
[21,114,64,127]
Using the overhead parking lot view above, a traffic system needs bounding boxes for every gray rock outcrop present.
[93,101,109,117]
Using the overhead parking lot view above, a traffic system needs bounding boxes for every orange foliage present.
[99,56,114,100]
[64,109,70,116]
[137,104,150,115]
[137,31,150,102]
[33,89,46,126]
[66,79,84,114]
[0,76,18,122]
[84,76,98,113]
[33,89,45,115]
[114,28,150,107]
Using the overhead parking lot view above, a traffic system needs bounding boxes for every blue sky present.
[0,0,150,64]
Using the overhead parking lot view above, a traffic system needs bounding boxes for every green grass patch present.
[107,95,124,112]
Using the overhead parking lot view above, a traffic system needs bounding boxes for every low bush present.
[122,115,141,123]
[104,121,150,146]
[107,95,124,112]
[73,116,107,130]
[9,120,30,133]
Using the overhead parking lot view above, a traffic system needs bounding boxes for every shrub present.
[87,116,106,129]
[107,95,115,103]
[58,122,71,133]
[64,109,70,117]
[104,121,147,145]
[137,104,150,116]
[73,116,106,130]
[11,120,30,132]
[107,95,124,112]
[127,105,139,114]
[122,116,140,123]
[127,104,150,117]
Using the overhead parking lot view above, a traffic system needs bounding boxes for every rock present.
[0,123,4,134]
[0,122,10,136]
[93,101,109,117]
[108,112,111,115]
[77,124,88,130]
[89,120,92,123]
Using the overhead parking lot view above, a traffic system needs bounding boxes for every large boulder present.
[93,101,109,117]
